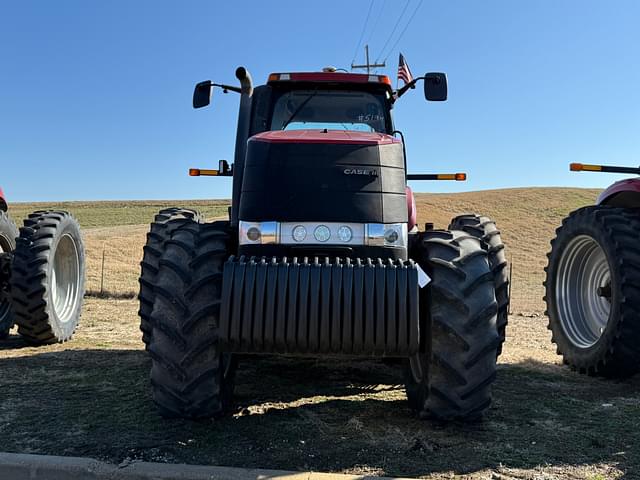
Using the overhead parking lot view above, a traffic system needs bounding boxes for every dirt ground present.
[2,189,638,479]
[1,300,637,479]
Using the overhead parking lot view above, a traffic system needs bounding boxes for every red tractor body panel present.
[250,130,401,146]
[0,187,7,211]
[267,72,393,92]
[597,178,640,207]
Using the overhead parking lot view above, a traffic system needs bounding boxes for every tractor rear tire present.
[0,211,19,338]
[139,208,202,349]
[545,206,640,377]
[406,229,499,421]
[148,221,236,419]
[449,214,509,356]
[11,211,85,344]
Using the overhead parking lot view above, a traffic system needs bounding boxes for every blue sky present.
[1,1,639,201]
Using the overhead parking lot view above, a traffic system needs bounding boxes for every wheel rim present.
[0,232,13,323]
[555,235,611,348]
[51,233,81,323]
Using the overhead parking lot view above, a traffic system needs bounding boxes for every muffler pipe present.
[231,66,254,226]
[235,67,253,96]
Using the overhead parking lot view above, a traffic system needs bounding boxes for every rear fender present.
[597,179,640,207]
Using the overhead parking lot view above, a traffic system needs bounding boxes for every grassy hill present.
[7,187,602,313]
[414,187,601,312]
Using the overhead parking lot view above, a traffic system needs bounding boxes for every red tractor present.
[545,163,640,377]
[0,187,85,342]
[140,67,509,421]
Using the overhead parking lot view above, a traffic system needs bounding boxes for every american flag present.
[397,53,413,86]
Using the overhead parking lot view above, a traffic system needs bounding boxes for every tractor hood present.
[249,130,400,145]
[239,130,408,223]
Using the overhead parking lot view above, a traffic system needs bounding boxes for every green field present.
[8,199,229,229]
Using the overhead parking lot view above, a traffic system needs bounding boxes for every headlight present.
[292,225,307,242]
[239,221,279,245]
[384,228,399,244]
[313,225,331,242]
[337,225,353,242]
[366,223,407,247]
[239,221,406,247]
[246,227,261,242]
[279,223,365,245]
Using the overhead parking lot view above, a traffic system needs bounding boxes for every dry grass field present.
[2,188,639,479]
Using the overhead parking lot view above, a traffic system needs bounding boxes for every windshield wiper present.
[281,89,318,130]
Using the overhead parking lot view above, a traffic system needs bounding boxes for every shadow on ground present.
[0,339,638,478]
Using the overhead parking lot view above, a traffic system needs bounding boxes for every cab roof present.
[267,72,393,92]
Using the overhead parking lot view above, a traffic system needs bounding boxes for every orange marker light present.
[379,75,392,86]
[571,163,602,172]
[189,168,218,177]
[455,173,467,181]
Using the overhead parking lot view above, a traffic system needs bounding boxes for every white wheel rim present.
[51,233,81,323]
[555,235,611,348]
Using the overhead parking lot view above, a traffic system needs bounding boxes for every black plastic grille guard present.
[219,256,421,356]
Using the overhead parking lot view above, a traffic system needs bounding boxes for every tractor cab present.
[263,71,395,133]
[191,68,449,261]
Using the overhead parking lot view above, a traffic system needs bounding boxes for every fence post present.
[100,244,106,296]
[508,255,513,315]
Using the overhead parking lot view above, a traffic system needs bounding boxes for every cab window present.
[270,89,389,133]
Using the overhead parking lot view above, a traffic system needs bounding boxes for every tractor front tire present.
[0,211,19,338]
[449,214,509,356]
[139,208,202,349]
[545,206,640,377]
[406,229,499,421]
[148,221,236,419]
[11,211,85,344]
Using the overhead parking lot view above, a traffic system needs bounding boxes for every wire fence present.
[87,244,549,317]
[508,253,547,316]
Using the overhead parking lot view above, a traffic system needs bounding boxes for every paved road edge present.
[0,452,414,480]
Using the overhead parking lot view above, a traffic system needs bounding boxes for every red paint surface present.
[250,130,401,146]
[597,178,640,205]
[268,72,391,88]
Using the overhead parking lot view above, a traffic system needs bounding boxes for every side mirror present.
[193,81,212,108]
[218,159,232,175]
[424,72,447,101]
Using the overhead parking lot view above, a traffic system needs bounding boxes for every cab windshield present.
[270,89,389,133]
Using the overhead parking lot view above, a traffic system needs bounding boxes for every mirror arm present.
[211,82,242,94]
[394,76,425,101]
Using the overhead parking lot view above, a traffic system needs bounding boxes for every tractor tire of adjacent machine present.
[449,214,509,357]
[11,211,85,344]
[406,229,500,421]
[138,208,202,349]
[545,205,640,377]
[0,211,19,338]
[148,221,236,419]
